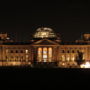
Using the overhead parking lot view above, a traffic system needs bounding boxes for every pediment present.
[32,39,59,45]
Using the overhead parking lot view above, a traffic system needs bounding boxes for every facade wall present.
[0,44,89,66]
[0,45,32,66]
[59,45,88,61]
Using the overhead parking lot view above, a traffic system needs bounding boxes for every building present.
[0,27,90,67]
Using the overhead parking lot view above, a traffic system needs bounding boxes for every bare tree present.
[75,51,84,65]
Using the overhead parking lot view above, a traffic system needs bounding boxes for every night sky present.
[0,1,90,41]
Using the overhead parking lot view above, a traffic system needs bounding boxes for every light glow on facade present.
[80,62,90,68]
[37,47,53,62]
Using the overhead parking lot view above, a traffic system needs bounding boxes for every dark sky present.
[0,1,90,41]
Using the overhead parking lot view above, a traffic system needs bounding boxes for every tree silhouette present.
[76,51,84,65]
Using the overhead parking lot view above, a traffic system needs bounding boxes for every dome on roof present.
[33,27,57,39]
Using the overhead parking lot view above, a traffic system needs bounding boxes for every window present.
[72,56,75,61]
[16,56,18,60]
[25,50,28,53]
[61,55,65,61]
[72,50,75,53]
[26,55,29,61]
[66,55,70,61]
[67,50,70,53]
[20,50,23,53]
[20,56,23,60]
[6,49,9,53]
[10,50,13,53]
[62,50,65,53]
[16,50,18,53]
[6,56,8,60]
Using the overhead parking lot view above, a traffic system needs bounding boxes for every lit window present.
[6,49,9,53]
[43,55,47,58]
[26,55,29,61]
[61,55,65,61]
[66,55,70,61]
[26,55,28,58]
[72,57,75,61]
[67,57,70,61]
[25,50,28,53]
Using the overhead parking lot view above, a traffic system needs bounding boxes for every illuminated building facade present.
[0,27,90,67]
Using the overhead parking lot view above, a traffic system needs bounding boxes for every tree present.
[75,51,84,65]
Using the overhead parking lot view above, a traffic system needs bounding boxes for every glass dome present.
[33,27,57,39]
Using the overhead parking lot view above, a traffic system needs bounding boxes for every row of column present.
[37,47,52,62]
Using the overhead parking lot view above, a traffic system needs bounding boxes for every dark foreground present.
[0,66,90,89]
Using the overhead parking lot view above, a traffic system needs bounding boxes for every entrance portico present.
[32,39,59,63]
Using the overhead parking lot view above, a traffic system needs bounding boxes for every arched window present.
[62,50,65,53]
[67,50,70,53]
[16,50,18,53]
[72,50,75,53]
